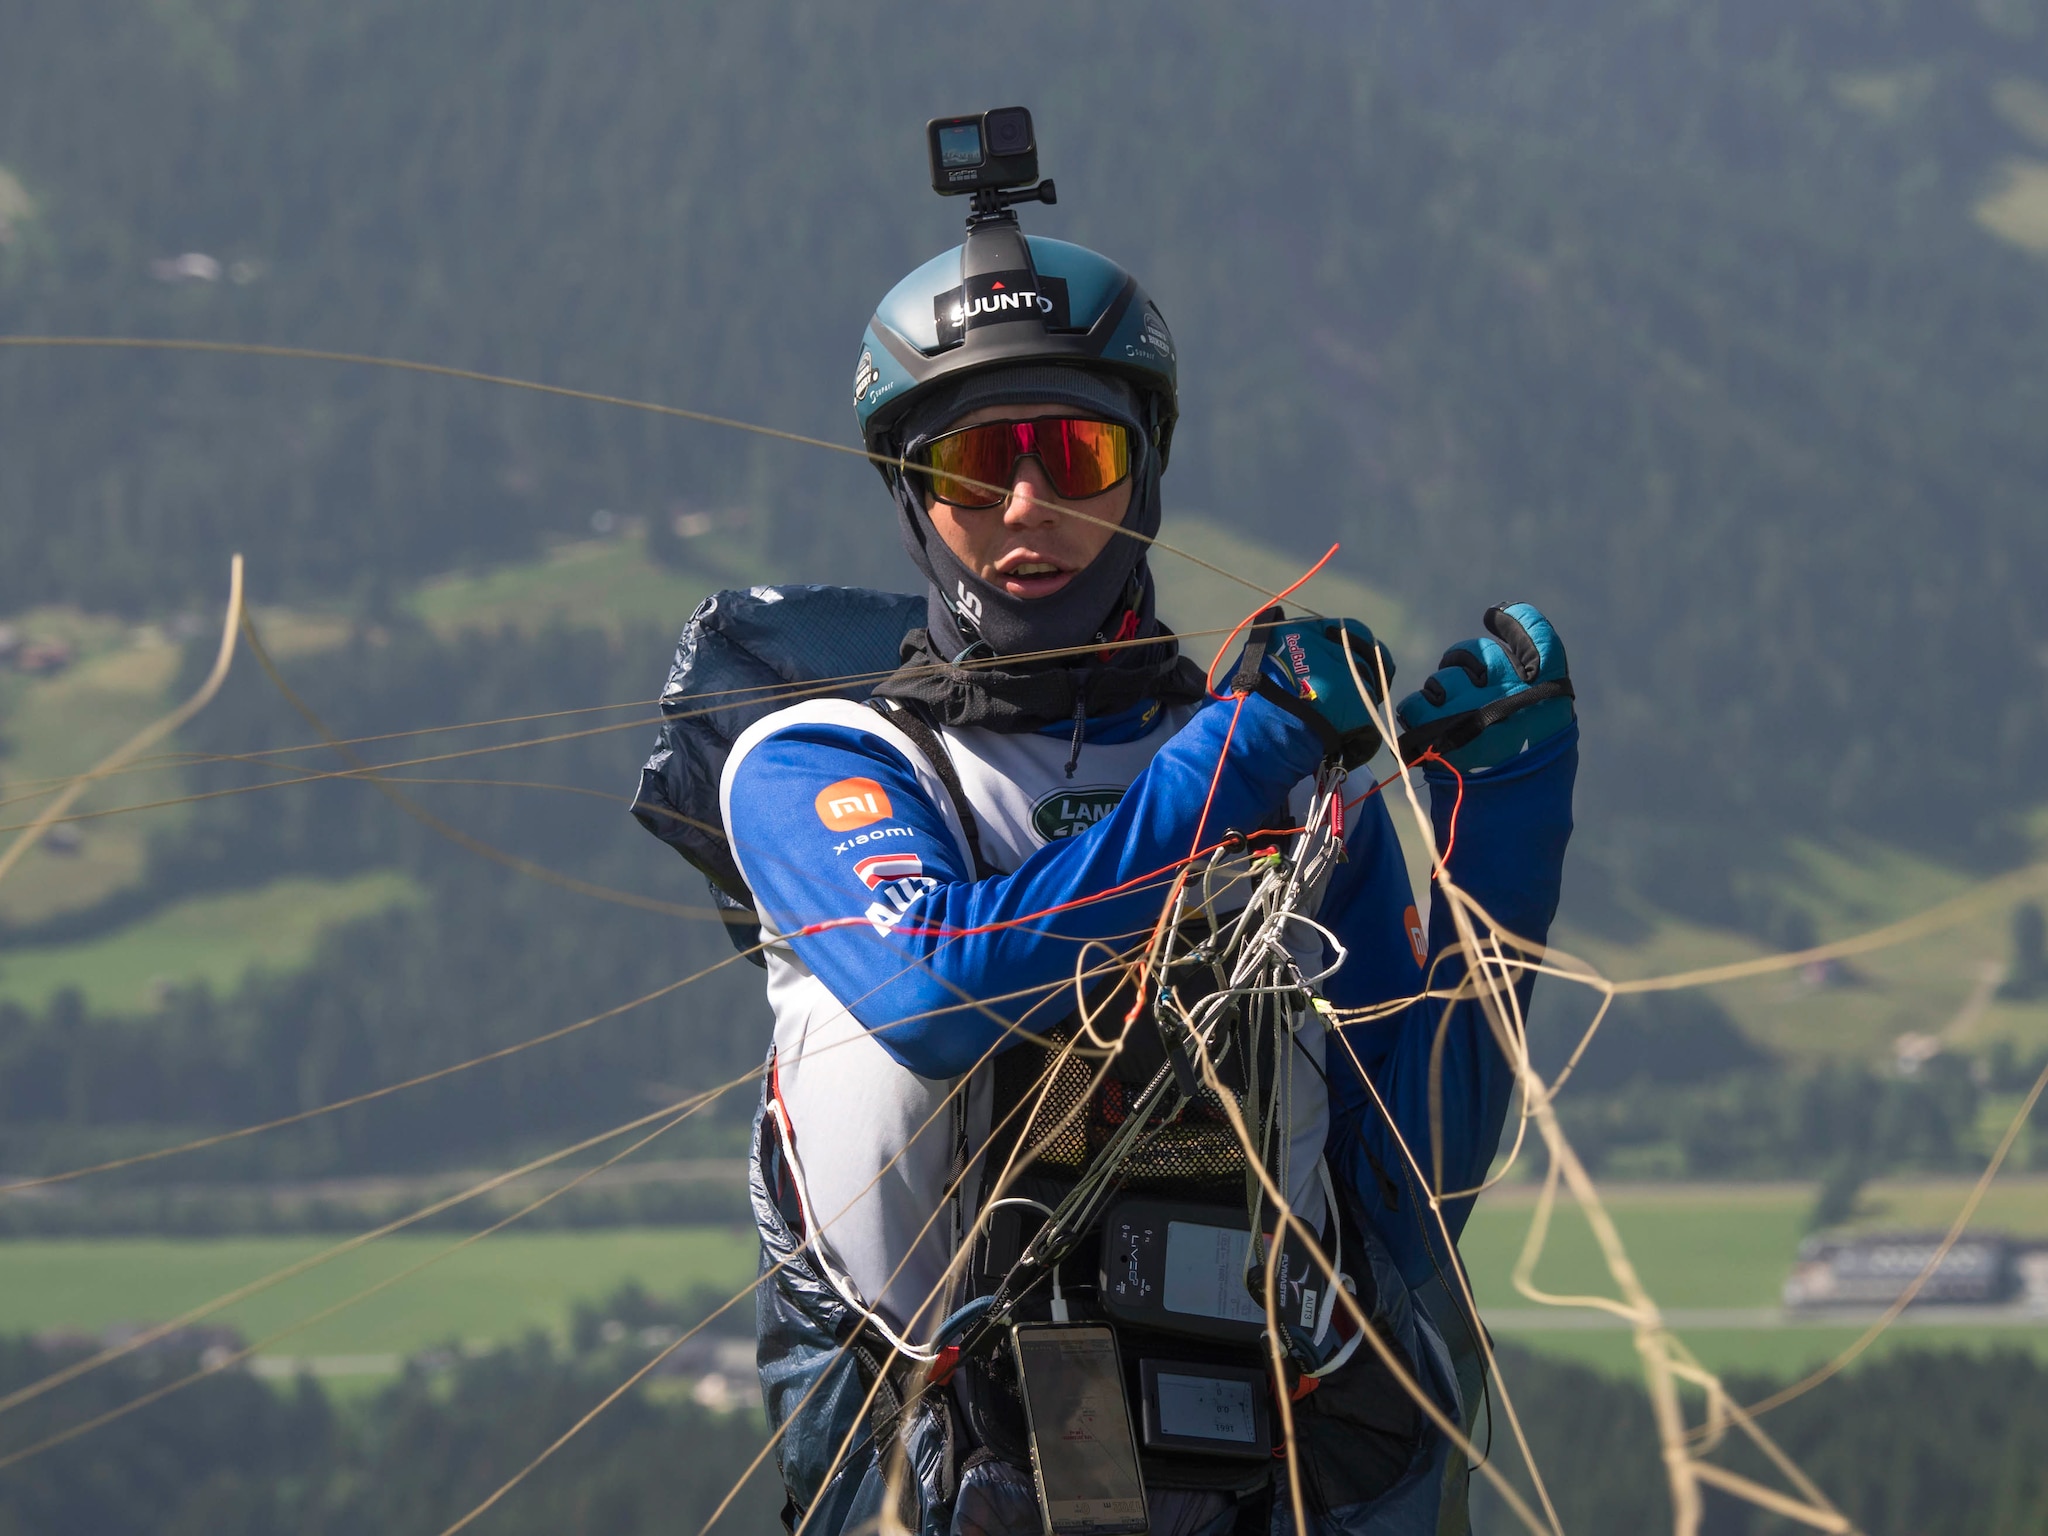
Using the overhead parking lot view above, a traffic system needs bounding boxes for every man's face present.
[922,401,1132,602]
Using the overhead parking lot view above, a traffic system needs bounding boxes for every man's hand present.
[1395,603,1574,771]
[1230,607,1396,769]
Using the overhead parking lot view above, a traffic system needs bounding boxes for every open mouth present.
[995,558,1073,598]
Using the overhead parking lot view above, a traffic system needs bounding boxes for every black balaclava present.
[874,363,1207,736]
[887,363,1161,661]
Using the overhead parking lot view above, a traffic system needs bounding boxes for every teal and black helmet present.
[852,221,1179,468]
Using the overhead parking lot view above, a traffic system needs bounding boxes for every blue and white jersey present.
[720,690,1432,1341]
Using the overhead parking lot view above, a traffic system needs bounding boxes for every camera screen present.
[937,122,984,168]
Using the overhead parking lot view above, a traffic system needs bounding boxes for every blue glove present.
[1229,607,1395,769]
[1395,603,1574,771]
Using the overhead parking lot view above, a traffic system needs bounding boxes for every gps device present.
[927,107,1056,216]
[1137,1358,1273,1460]
[1100,1196,1331,1345]
[1011,1325,1148,1535]
[1098,1198,1266,1342]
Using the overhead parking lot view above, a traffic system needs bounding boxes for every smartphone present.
[1010,1325,1149,1535]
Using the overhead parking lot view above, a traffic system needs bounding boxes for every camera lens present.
[984,108,1033,157]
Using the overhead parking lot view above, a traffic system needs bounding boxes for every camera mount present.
[966,178,1057,226]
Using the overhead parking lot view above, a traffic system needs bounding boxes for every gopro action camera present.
[928,106,1039,195]
[928,106,1057,222]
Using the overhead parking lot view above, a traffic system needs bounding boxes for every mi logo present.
[815,777,893,833]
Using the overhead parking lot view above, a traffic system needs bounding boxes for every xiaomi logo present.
[1403,905,1427,967]
[816,777,891,832]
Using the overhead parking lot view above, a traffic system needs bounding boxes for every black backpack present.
[631,585,926,960]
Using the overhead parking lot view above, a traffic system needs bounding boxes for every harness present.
[639,588,1447,1530]
[858,697,1366,1505]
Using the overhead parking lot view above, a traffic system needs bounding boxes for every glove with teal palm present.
[1230,607,1396,769]
[1395,603,1574,771]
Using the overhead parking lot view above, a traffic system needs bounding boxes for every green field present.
[1458,1178,2048,1378]
[0,1227,757,1365]
[2,1181,2045,1386]
[6,527,2048,1396]
[0,871,422,1012]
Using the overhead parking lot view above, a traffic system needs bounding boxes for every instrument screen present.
[1163,1220,1268,1328]
[1012,1326,1149,1535]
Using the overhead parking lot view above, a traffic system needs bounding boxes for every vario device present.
[1137,1358,1273,1461]
[1098,1196,1329,1347]
[927,106,1057,217]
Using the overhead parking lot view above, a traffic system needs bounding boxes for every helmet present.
[852,221,1179,469]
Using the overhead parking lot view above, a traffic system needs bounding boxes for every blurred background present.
[2,1,2048,1530]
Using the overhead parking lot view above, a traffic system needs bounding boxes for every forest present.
[4,0,2048,863]
[1,1330,2043,1535]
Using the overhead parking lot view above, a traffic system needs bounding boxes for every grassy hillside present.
[4,513,2044,1187]
[1,0,2045,1313]
[0,613,187,925]
[409,527,760,640]
[1549,834,2048,1069]
[0,872,421,1012]
[0,509,1397,1013]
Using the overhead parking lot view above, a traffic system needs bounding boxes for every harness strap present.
[868,697,1001,881]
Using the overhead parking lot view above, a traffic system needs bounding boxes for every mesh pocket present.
[989,1019,1247,1200]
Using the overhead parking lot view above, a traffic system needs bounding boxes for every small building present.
[1783,1231,2023,1310]
[2019,1248,2048,1312]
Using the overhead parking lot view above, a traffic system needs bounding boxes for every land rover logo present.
[1031,786,1125,842]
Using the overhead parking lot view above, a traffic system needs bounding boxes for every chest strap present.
[868,697,1000,881]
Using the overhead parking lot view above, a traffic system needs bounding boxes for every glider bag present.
[631,585,926,957]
